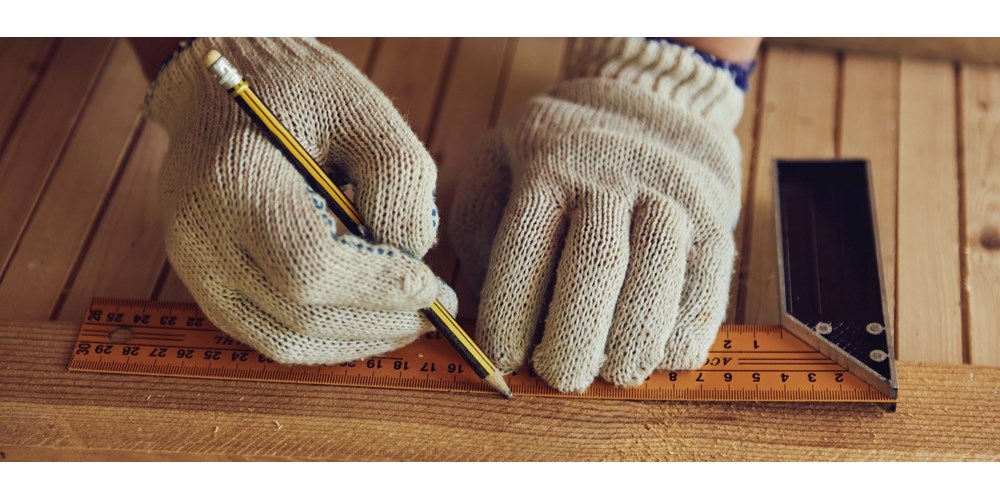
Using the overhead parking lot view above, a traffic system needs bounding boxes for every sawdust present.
[272,420,283,430]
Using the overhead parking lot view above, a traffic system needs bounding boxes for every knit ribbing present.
[567,37,745,130]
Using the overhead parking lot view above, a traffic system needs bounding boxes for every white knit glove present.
[451,38,744,392]
[147,38,456,365]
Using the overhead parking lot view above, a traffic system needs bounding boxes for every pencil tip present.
[485,372,513,399]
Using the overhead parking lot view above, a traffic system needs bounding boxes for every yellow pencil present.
[202,49,511,398]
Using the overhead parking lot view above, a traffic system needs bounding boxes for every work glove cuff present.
[566,37,745,129]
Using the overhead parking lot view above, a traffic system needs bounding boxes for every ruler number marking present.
[70,299,893,402]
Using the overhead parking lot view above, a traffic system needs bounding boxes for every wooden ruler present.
[68,298,894,402]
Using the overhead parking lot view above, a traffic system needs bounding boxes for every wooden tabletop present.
[0,38,998,460]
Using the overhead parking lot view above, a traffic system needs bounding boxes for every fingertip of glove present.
[377,257,439,310]
[658,337,711,371]
[532,352,602,394]
[435,277,459,316]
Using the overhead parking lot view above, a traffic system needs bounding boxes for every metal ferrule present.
[207,56,243,90]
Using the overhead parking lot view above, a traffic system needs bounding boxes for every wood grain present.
[0,41,147,321]
[959,63,1000,366]
[770,38,1000,66]
[153,265,195,303]
[727,57,763,323]
[0,38,114,277]
[839,53,900,342]
[739,47,839,324]
[0,38,55,152]
[423,38,509,284]
[494,38,567,123]
[368,38,454,141]
[0,320,997,461]
[54,122,169,322]
[318,38,376,71]
[1,40,1000,461]
[896,58,964,364]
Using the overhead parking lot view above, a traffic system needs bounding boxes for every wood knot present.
[980,227,1000,251]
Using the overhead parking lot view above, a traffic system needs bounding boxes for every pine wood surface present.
[959,64,1000,366]
[0,41,147,321]
[0,39,55,150]
[0,39,113,279]
[0,38,997,461]
[896,58,965,364]
[770,38,1000,66]
[0,320,997,461]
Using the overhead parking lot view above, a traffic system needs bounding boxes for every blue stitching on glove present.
[305,187,401,257]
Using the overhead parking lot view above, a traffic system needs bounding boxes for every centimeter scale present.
[68,159,899,406]
[70,298,892,403]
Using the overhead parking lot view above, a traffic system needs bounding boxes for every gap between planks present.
[958,63,1000,366]
[727,48,764,323]
[0,40,147,321]
[0,38,59,160]
[0,39,115,283]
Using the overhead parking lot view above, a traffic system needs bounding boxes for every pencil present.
[202,49,512,399]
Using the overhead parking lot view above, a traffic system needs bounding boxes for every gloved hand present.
[147,38,456,365]
[451,38,744,392]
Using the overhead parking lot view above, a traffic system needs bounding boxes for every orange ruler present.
[69,298,894,403]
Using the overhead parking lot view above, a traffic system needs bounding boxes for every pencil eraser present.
[203,49,222,68]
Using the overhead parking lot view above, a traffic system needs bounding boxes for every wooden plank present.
[423,38,509,285]
[727,59,762,323]
[0,38,56,152]
[54,122,169,321]
[153,265,195,302]
[739,47,839,324]
[896,58,964,364]
[0,41,147,321]
[368,38,453,140]
[1,320,998,460]
[959,63,1000,366]
[317,37,376,73]
[495,38,566,122]
[770,38,1000,66]
[839,53,900,342]
[0,38,114,277]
